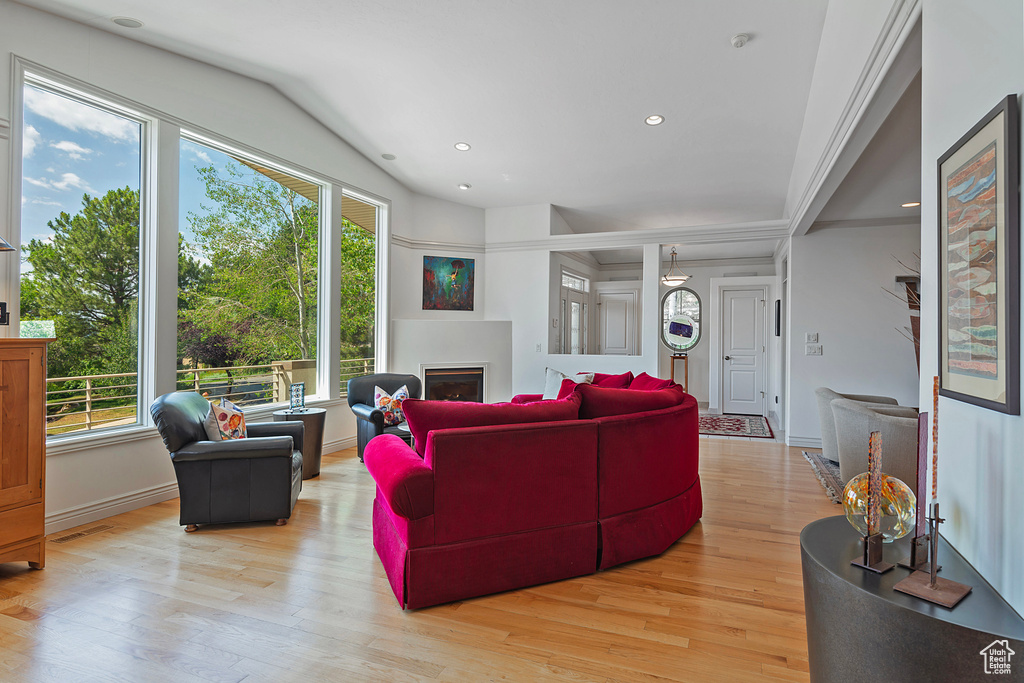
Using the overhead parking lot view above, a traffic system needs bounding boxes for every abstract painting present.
[938,95,1019,414]
[423,256,475,311]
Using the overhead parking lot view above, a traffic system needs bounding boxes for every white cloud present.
[182,140,213,164]
[24,173,95,194]
[194,149,212,163]
[23,125,41,158]
[51,140,93,160]
[24,86,138,142]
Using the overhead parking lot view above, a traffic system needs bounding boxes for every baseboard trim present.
[45,482,179,536]
[323,435,356,455]
[787,436,823,449]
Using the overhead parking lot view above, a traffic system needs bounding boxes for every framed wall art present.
[422,255,475,311]
[938,95,1020,414]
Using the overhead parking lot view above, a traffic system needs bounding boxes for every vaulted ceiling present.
[15,0,834,237]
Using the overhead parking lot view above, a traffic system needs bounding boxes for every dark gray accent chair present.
[150,392,304,532]
[347,373,421,462]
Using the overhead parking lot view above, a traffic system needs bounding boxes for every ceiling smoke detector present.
[731,33,750,49]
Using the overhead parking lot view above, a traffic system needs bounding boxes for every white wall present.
[391,320,512,402]
[787,223,920,446]
[0,1,485,533]
[919,0,1024,615]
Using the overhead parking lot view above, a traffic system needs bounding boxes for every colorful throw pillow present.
[629,372,677,392]
[211,398,247,440]
[542,367,594,400]
[576,384,685,419]
[374,385,410,427]
[403,393,582,457]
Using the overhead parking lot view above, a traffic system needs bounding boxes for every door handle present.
[724,355,731,360]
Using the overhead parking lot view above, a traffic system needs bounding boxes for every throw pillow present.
[542,367,594,400]
[211,398,247,440]
[374,384,410,427]
[203,403,223,441]
[588,371,634,389]
[576,384,685,419]
[403,393,582,457]
[629,372,677,392]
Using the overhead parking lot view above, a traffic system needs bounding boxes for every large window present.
[339,194,377,391]
[177,137,320,408]
[19,80,143,437]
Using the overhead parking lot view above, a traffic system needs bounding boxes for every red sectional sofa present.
[363,374,702,609]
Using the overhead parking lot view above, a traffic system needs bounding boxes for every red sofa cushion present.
[403,394,582,456]
[576,383,684,419]
[629,372,677,391]
[590,371,634,388]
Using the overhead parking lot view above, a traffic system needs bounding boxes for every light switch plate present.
[805,344,822,356]
[805,332,819,343]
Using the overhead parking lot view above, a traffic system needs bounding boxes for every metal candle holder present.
[893,503,971,608]
[851,431,893,574]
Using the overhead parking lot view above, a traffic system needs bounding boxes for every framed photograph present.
[422,256,475,311]
[289,382,305,412]
[938,95,1020,414]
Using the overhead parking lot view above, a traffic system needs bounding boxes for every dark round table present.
[801,515,1024,682]
[272,408,326,479]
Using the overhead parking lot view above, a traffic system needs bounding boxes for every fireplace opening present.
[423,367,484,402]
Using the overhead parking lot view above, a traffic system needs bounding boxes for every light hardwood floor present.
[0,438,837,682]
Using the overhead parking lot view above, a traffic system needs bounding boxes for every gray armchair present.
[151,392,304,532]
[814,387,899,464]
[831,399,919,486]
[347,373,421,461]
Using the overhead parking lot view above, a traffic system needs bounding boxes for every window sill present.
[45,397,350,457]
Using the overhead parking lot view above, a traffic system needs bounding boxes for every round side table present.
[272,408,326,479]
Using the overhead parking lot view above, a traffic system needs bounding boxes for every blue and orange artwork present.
[946,142,998,379]
[423,256,475,311]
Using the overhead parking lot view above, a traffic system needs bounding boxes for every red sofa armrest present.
[364,434,434,520]
[510,393,544,404]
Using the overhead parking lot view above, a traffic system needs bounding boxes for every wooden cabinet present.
[0,339,49,569]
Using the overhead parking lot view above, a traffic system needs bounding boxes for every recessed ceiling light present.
[645,114,665,126]
[901,202,921,208]
[381,153,397,161]
[454,142,471,151]
[111,16,143,28]
[458,183,472,190]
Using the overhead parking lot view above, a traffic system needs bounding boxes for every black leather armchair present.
[151,392,304,532]
[347,373,421,461]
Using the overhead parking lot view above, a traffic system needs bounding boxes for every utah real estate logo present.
[980,640,1015,675]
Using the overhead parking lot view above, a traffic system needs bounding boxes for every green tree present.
[186,163,318,363]
[339,218,375,358]
[22,187,140,377]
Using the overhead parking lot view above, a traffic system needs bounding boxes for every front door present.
[722,288,766,415]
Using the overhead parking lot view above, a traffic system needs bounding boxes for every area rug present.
[698,414,774,439]
[802,451,843,504]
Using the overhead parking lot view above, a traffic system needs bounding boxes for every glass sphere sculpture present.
[842,473,916,543]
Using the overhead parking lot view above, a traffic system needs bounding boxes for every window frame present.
[9,58,390,453]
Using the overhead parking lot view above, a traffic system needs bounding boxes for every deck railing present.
[45,356,375,437]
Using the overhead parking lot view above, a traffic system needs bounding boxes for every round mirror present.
[661,287,701,352]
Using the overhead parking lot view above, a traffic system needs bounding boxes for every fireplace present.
[423,366,484,402]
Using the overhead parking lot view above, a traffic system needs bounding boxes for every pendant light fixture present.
[662,247,691,286]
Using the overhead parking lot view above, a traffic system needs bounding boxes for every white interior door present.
[560,287,588,354]
[598,290,636,355]
[722,288,766,415]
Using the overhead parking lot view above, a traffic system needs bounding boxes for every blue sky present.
[20,84,240,261]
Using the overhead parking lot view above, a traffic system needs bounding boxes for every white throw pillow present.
[541,368,595,400]
[203,403,223,441]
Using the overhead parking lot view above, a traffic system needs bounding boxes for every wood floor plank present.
[0,435,836,681]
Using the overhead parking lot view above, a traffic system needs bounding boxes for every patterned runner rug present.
[698,414,774,439]
[802,450,843,504]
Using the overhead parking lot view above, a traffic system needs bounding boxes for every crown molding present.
[809,215,920,232]
[787,0,921,237]
[391,234,485,254]
[486,219,789,253]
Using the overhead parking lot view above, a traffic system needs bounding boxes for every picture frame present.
[938,95,1020,414]
[289,382,306,412]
